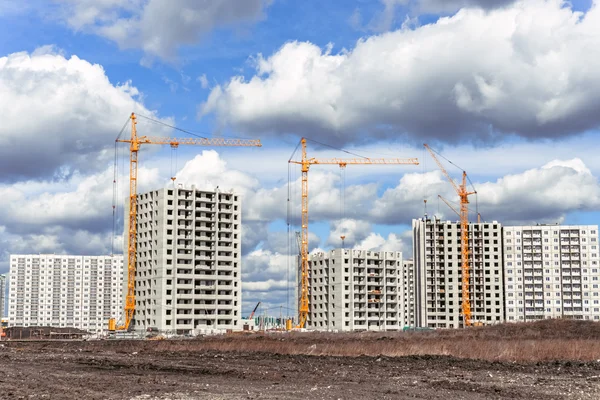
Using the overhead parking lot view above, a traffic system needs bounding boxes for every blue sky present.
[0,0,390,124]
[1,0,600,317]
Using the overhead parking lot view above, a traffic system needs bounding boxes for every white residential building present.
[132,185,242,334]
[8,255,124,334]
[503,225,600,322]
[306,249,406,331]
[402,259,415,327]
[0,274,6,320]
[413,217,504,329]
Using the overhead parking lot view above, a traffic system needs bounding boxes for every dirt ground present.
[2,337,600,400]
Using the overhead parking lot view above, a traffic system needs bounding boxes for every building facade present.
[0,274,6,320]
[413,217,504,329]
[132,186,242,334]
[306,249,406,331]
[402,259,415,327]
[503,225,600,322]
[8,255,124,334]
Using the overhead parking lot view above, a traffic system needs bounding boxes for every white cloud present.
[177,150,600,233]
[201,1,600,144]
[416,0,518,14]
[369,157,600,225]
[371,0,409,31]
[176,150,261,196]
[241,249,296,312]
[198,74,209,89]
[476,158,600,224]
[0,164,161,232]
[326,219,373,247]
[56,0,271,61]
[0,48,163,182]
[242,279,288,292]
[355,231,412,254]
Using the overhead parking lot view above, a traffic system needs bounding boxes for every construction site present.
[2,320,600,399]
[3,1,600,398]
[2,113,600,399]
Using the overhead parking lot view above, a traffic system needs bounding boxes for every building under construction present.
[306,249,412,331]
[131,185,242,335]
[402,259,415,327]
[412,218,600,328]
[413,217,505,329]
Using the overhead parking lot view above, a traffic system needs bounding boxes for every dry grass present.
[26,319,600,363]
[150,337,600,363]
[143,319,600,363]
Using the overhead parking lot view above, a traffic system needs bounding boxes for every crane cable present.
[340,166,346,246]
[286,161,292,320]
[170,146,178,185]
[287,139,305,323]
[427,145,479,221]
[135,113,257,141]
[428,145,478,192]
[287,140,302,322]
[112,118,131,256]
[304,137,369,159]
[287,136,375,322]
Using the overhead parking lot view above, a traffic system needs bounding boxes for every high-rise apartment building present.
[8,255,124,333]
[0,274,6,320]
[413,217,504,329]
[133,186,242,334]
[306,249,406,331]
[503,225,600,322]
[402,259,415,327]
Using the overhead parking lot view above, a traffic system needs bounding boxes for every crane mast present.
[424,144,476,327]
[299,140,311,328]
[109,113,261,332]
[125,113,139,331]
[289,138,419,328]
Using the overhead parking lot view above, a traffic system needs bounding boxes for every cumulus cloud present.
[177,150,600,234]
[56,0,271,61]
[370,0,409,31]
[9,228,115,256]
[371,170,450,223]
[241,249,297,314]
[416,0,518,14]
[176,150,261,194]
[326,219,373,247]
[355,230,413,256]
[476,158,600,224]
[0,48,163,182]
[0,165,160,234]
[201,0,600,145]
[175,150,371,225]
[370,157,600,225]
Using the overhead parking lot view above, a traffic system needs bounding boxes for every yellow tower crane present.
[424,144,476,327]
[288,138,419,329]
[108,113,262,332]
